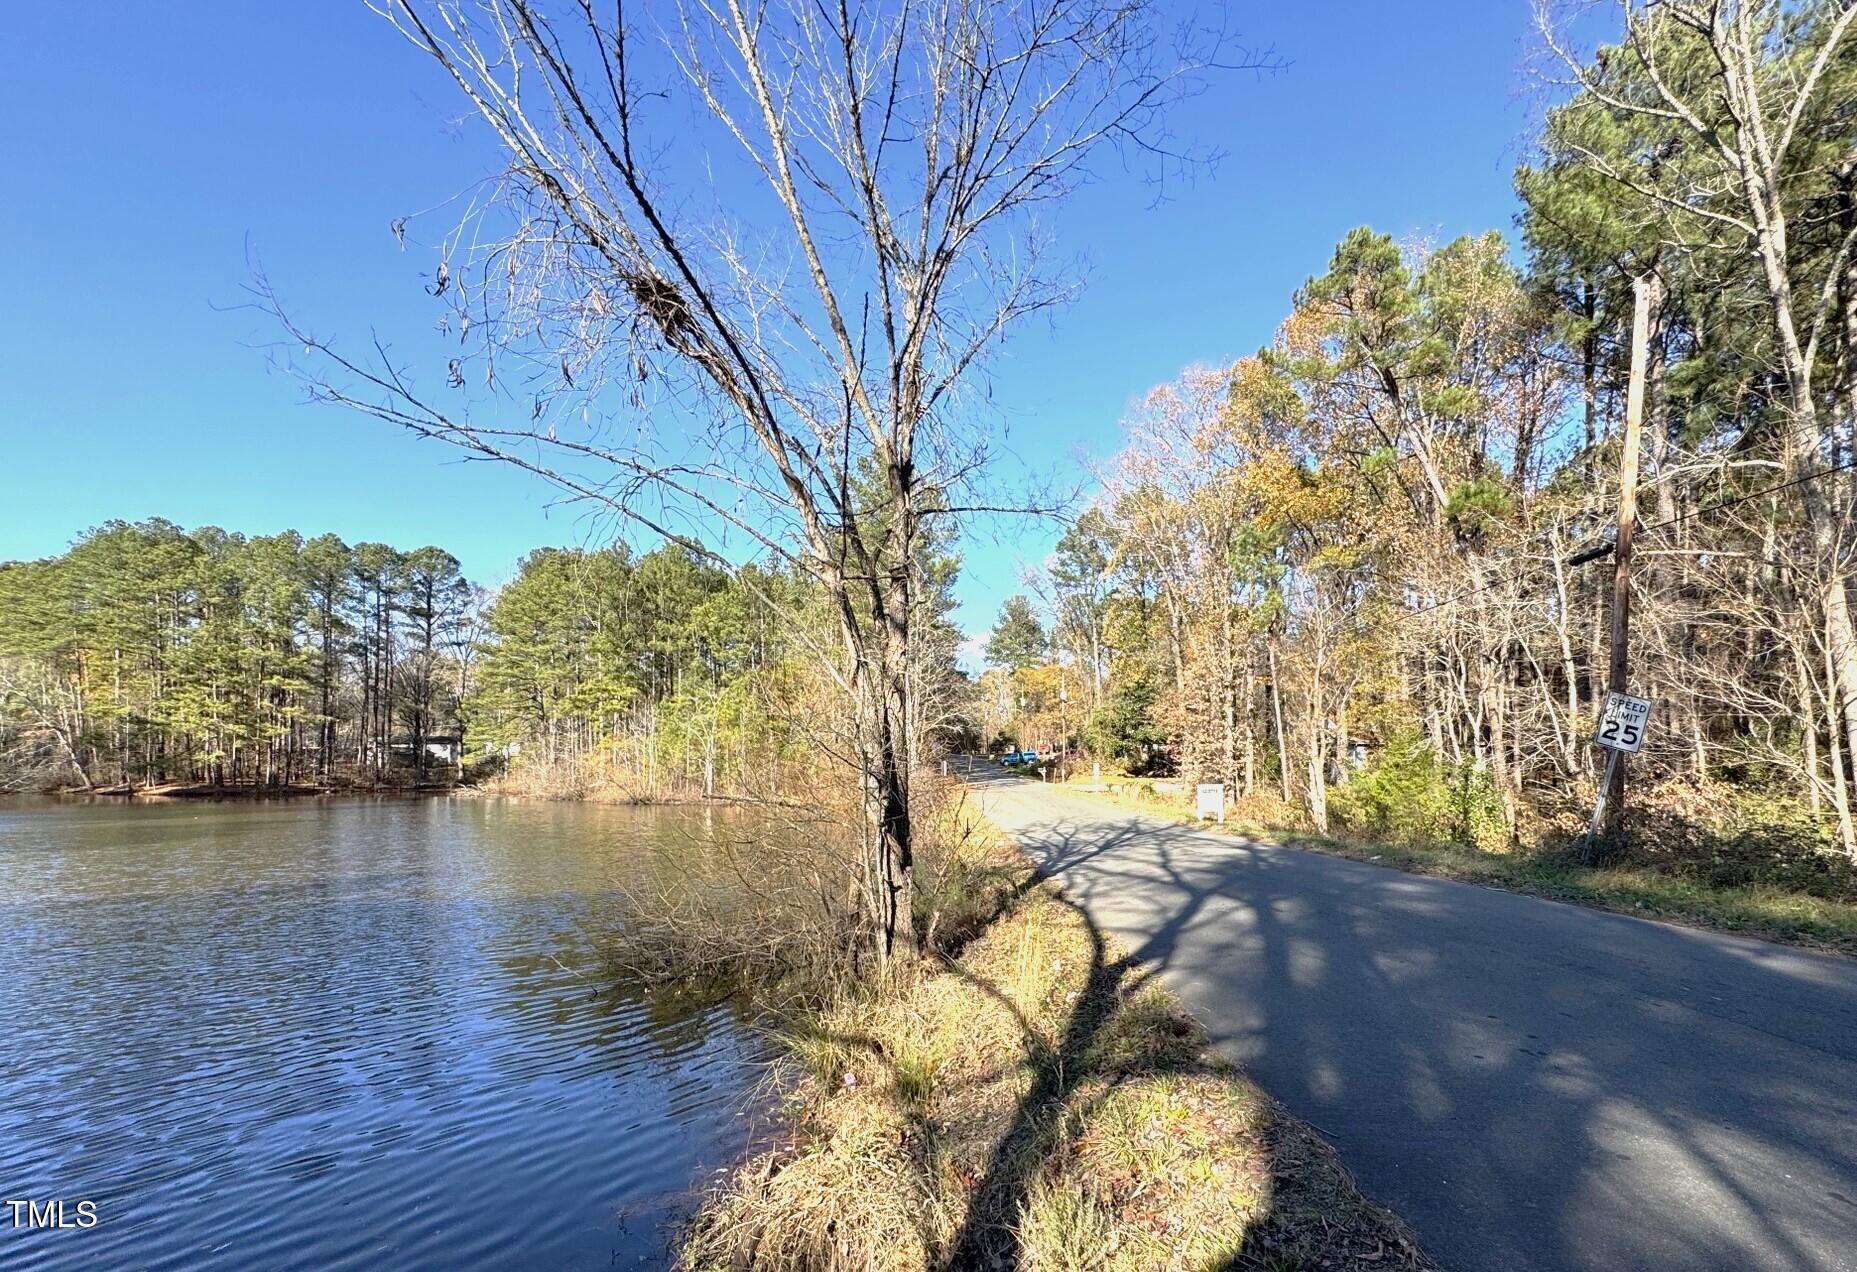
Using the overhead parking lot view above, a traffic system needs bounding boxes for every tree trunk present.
[1222,600,1237,792]
[1729,122,1857,797]
[1305,634,1328,831]
[1581,278,1598,457]
[1480,641,1517,838]
[1826,615,1857,860]
[1242,654,1256,796]
[1268,639,1291,804]
[870,633,917,972]
[1551,533,1582,776]
[858,469,921,977]
[1332,692,1351,788]
[1306,725,1328,834]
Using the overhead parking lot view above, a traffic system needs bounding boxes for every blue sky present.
[0,2,1544,648]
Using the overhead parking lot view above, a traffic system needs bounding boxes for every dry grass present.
[587,777,1031,1012]
[680,862,1436,1272]
[1298,834,1857,956]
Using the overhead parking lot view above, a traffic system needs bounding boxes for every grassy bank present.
[1056,775,1857,957]
[680,859,1435,1271]
[1277,830,1857,956]
[465,757,807,806]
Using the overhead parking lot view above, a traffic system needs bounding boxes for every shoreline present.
[27,783,761,807]
[679,820,1436,1271]
[41,782,456,801]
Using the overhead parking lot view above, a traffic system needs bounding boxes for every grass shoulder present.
[1055,775,1857,958]
[680,836,1436,1271]
[1276,830,1857,957]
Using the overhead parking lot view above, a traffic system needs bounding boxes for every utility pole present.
[1586,271,1659,862]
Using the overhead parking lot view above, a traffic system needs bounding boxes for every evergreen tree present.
[400,546,470,779]
[985,595,1047,672]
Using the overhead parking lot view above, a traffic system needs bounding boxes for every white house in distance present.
[389,734,463,765]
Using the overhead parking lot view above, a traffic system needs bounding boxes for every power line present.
[1403,557,1534,618]
[1636,452,1857,539]
[1400,453,1857,619]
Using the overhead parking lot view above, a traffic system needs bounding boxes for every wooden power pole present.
[1590,272,1659,858]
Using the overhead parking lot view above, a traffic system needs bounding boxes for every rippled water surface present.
[0,797,774,1270]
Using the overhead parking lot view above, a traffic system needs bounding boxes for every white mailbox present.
[1195,782,1226,823]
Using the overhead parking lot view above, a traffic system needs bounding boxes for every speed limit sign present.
[1596,691,1652,753]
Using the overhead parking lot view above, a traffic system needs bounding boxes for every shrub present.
[1330,728,1507,850]
[1618,782,1857,900]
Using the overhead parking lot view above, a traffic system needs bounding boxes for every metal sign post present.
[1583,748,1622,847]
[1581,692,1653,858]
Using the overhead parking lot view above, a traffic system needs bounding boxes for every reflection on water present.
[0,797,774,1270]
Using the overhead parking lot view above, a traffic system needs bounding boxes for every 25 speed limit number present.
[1596,692,1653,754]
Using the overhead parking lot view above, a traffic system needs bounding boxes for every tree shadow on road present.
[935,856,1434,1272]
[984,784,1857,1272]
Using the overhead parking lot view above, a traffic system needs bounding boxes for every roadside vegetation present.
[680,798,1435,1272]
[974,3,1857,924]
[1303,831,1857,957]
[1053,760,1857,956]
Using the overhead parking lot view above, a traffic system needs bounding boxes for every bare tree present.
[269,0,1248,972]
[0,658,92,792]
[1536,0,1857,801]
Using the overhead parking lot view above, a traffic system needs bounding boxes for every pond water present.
[0,796,775,1270]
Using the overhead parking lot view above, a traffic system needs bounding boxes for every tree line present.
[991,1,1857,859]
[469,544,816,799]
[0,519,967,801]
[0,520,473,790]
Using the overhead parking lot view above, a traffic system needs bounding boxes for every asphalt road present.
[960,764,1857,1272]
